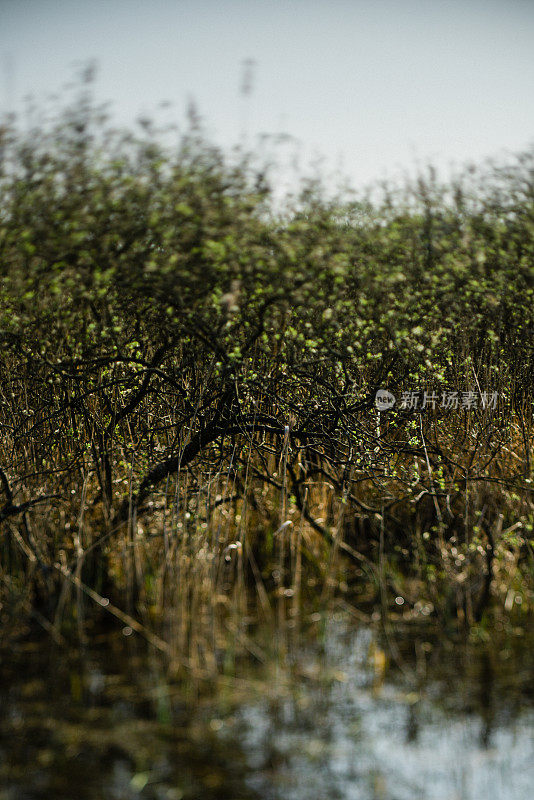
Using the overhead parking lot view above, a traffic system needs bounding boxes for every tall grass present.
[0,85,533,671]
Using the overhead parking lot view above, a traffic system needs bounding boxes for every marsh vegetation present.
[0,78,533,798]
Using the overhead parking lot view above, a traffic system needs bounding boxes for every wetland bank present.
[0,89,533,798]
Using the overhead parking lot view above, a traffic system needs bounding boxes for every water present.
[1,615,532,800]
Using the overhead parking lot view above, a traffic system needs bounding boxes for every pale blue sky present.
[1,0,533,188]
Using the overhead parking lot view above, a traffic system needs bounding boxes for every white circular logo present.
[375,389,396,410]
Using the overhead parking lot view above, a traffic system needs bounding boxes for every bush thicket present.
[0,84,533,661]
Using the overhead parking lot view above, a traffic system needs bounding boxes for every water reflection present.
[228,621,534,800]
[0,617,532,800]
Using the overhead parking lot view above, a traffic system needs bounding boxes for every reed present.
[0,84,532,672]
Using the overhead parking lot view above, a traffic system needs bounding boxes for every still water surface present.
[1,615,532,800]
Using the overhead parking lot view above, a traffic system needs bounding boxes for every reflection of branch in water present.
[406,701,420,744]
[479,650,495,749]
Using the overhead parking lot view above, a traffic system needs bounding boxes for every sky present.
[1,0,533,190]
